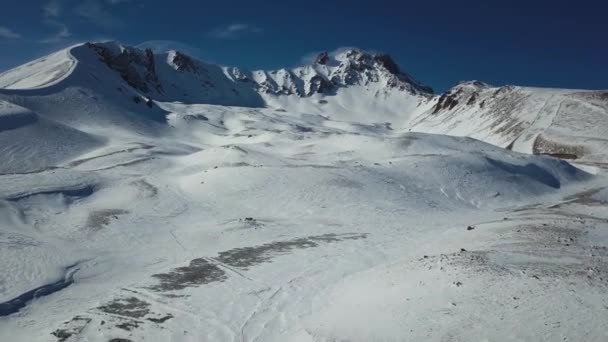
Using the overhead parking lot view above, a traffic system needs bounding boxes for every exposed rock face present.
[533,134,585,159]
[315,52,329,65]
[171,51,197,72]
[255,70,303,96]
[373,54,400,74]
[432,81,497,114]
[88,43,162,94]
[306,74,334,96]
[433,90,461,113]
[326,49,433,94]
[85,43,433,101]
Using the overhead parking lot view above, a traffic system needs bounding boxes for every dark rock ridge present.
[88,43,163,95]
[171,51,198,73]
[334,49,433,94]
[433,90,461,113]
[432,81,513,114]
[315,52,329,65]
[373,54,400,74]
[84,42,433,101]
[307,74,333,96]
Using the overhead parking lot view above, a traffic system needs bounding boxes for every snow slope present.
[0,48,76,90]
[0,100,103,174]
[410,82,608,164]
[0,42,607,341]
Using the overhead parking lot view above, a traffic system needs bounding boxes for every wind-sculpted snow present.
[484,157,564,189]
[0,108,38,132]
[0,101,104,174]
[0,48,76,90]
[0,264,79,316]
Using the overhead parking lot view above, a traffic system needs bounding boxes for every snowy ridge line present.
[0,45,79,93]
[0,41,605,163]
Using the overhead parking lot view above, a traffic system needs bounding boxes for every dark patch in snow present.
[86,209,130,231]
[533,134,585,160]
[97,296,151,318]
[182,113,209,121]
[51,316,91,342]
[148,233,368,291]
[115,320,141,331]
[131,179,159,197]
[327,177,365,189]
[147,313,174,323]
[216,233,368,269]
[148,258,228,291]
[238,217,264,229]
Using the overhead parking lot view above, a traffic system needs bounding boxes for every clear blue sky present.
[0,0,606,92]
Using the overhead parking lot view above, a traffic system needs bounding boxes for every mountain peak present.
[330,49,397,71]
[307,48,433,94]
[315,52,329,65]
[455,80,492,89]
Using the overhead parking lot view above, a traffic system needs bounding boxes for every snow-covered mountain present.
[411,81,608,166]
[1,42,608,342]
[0,42,436,126]
[1,41,606,168]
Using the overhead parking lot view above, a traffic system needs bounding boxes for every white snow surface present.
[0,42,607,341]
[0,48,77,90]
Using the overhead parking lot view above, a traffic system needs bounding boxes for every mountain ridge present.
[0,41,607,166]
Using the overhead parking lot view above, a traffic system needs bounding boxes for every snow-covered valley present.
[1,42,607,341]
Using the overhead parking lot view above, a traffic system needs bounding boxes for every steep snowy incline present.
[410,82,608,165]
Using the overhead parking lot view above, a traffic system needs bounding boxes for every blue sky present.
[0,0,606,92]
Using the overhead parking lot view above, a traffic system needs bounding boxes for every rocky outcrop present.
[85,43,433,101]
[315,52,329,65]
[533,134,585,160]
[306,74,333,96]
[329,49,433,94]
[373,54,400,74]
[88,43,162,94]
[432,81,497,114]
[433,91,461,113]
[171,51,197,73]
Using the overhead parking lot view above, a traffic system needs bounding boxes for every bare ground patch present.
[86,209,129,231]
